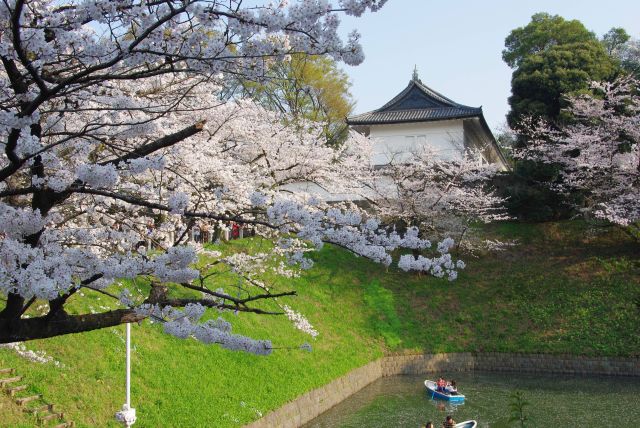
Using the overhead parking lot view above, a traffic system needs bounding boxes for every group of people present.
[191,221,211,243]
[423,415,456,428]
[192,221,252,243]
[436,377,458,394]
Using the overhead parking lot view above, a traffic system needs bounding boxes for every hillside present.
[1,221,638,427]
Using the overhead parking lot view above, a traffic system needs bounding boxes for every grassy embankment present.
[0,221,638,427]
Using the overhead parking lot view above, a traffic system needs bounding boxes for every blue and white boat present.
[454,421,477,428]
[424,379,466,402]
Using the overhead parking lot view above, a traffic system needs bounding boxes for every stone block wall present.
[244,360,382,428]
[245,353,639,427]
[380,352,640,377]
[472,353,640,376]
[381,352,475,376]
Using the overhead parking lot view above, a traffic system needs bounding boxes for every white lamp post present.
[115,322,136,427]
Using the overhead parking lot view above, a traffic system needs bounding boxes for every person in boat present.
[443,415,456,428]
[436,377,447,392]
[445,380,458,394]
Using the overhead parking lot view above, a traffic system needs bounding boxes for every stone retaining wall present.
[381,352,640,377]
[245,353,639,427]
[244,360,383,428]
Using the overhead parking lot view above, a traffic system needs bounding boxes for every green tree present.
[602,28,640,78]
[504,13,616,128]
[508,41,616,127]
[617,38,640,78]
[601,27,630,56]
[503,13,596,69]
[233,54,355,145]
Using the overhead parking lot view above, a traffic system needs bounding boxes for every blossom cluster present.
[282,305,319,338]
[360,144,509,252]
[138,304,273,355]
[516,77,640,228]
[0,342,62,366]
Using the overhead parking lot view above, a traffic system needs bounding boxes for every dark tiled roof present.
[347,78,483,125]
[347,106,482,125]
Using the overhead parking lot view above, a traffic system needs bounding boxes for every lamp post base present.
[115,404,136,427]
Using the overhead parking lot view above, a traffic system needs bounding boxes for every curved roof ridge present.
[413,79,471,109]
[376,79,476,112]
[346,78,483,126]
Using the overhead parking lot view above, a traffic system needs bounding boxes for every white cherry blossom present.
[0,0,468,353]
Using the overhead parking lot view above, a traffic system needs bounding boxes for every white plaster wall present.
[369,120,465,165]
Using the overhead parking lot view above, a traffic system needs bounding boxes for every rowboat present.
[455,421,477,428]
[424,380,465,402]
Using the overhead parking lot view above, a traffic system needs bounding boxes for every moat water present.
[303,372,640,427]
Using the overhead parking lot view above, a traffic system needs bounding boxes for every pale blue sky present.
[338,0,640,131]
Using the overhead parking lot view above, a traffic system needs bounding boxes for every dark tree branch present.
[178,282,296,306]
[1,293,26,322]
[158,298,283,315]
[71,187,276,228]
[48,274,103,317]
[18,296,37,317]
[0,186,35,198]
[0,288,294,343]
[11,0,50,94]
[0,309,144,343]
[99,121,206,167]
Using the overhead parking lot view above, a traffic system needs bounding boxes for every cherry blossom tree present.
[360,145,509,255]
[516,77,640,239]
[0,0,469,351]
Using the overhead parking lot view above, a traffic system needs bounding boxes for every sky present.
[337,0,640,131]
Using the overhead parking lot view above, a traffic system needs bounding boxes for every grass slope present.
[378,221,639,355]
[1,221,638,427]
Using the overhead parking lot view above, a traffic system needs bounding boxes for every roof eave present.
[347,112,482,126]
[473,113,512,171]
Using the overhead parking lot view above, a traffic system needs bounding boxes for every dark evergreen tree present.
[504,13,616,129]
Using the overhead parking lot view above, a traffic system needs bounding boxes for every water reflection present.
[303,372,640,428]
[428,398,463,414]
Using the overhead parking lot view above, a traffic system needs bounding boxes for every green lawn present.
[378,221,639,355]
[0,221,638,427]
